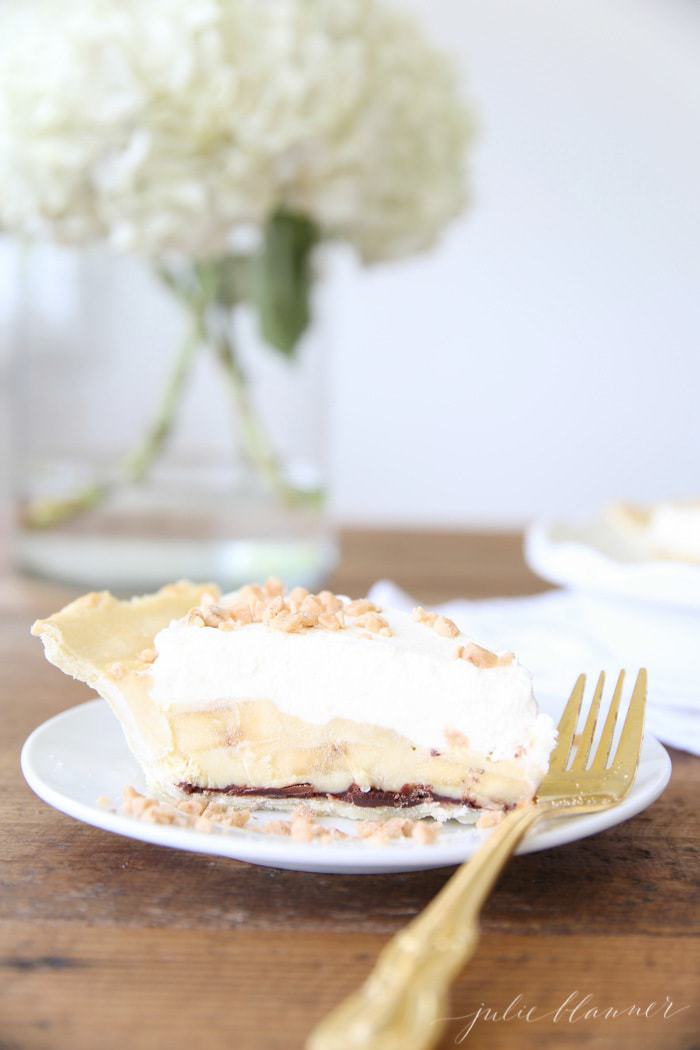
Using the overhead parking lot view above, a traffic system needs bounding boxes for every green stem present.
[20,482,110,529]
[21,308,202,529]
[122,311,201,483]
[211,327,305,505]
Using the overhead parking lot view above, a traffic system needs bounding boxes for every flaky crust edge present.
[31,581,219,771]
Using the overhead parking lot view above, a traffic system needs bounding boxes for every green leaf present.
[253,209,319,358]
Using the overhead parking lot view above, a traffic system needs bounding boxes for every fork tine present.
[590,670,625,772]
[549,673,586,771]
[570,672,605,771]
[611,669,647,782]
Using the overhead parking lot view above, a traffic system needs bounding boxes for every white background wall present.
[2,0,699,528]
[330,0,700,524]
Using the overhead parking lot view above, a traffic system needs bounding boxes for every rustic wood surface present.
[1,529,697,1050]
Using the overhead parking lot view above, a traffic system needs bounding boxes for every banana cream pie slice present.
[32,580,556,823]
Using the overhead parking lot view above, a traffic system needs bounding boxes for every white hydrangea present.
[0,0,471,262]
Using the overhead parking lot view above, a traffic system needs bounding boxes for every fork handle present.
[307,803,543,1050]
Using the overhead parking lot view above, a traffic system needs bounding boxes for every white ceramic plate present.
[525,517,700,610]
[21,697,671,874]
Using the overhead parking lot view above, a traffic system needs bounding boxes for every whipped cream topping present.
[149,597,555,774]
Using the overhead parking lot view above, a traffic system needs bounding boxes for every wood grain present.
[1,530,697,1050]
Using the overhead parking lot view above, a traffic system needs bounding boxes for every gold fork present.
[307,669,647,1050]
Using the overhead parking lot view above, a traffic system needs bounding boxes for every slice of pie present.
[606,499,700,565]
[32,580,556,823]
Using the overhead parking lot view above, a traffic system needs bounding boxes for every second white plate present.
[525,517,700,609]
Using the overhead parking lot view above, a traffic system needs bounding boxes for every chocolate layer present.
[177,780,481,809]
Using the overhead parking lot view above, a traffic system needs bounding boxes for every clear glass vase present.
[6,242,337,593]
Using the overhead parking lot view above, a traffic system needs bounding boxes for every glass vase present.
[6,242,337,593]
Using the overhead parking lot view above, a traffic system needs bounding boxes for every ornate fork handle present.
[307,803,543,1050]
[309,670,647,1050]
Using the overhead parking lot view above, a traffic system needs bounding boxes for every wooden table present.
[1,530,697,1049]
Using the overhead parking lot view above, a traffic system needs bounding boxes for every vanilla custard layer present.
[164,699,531,808]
